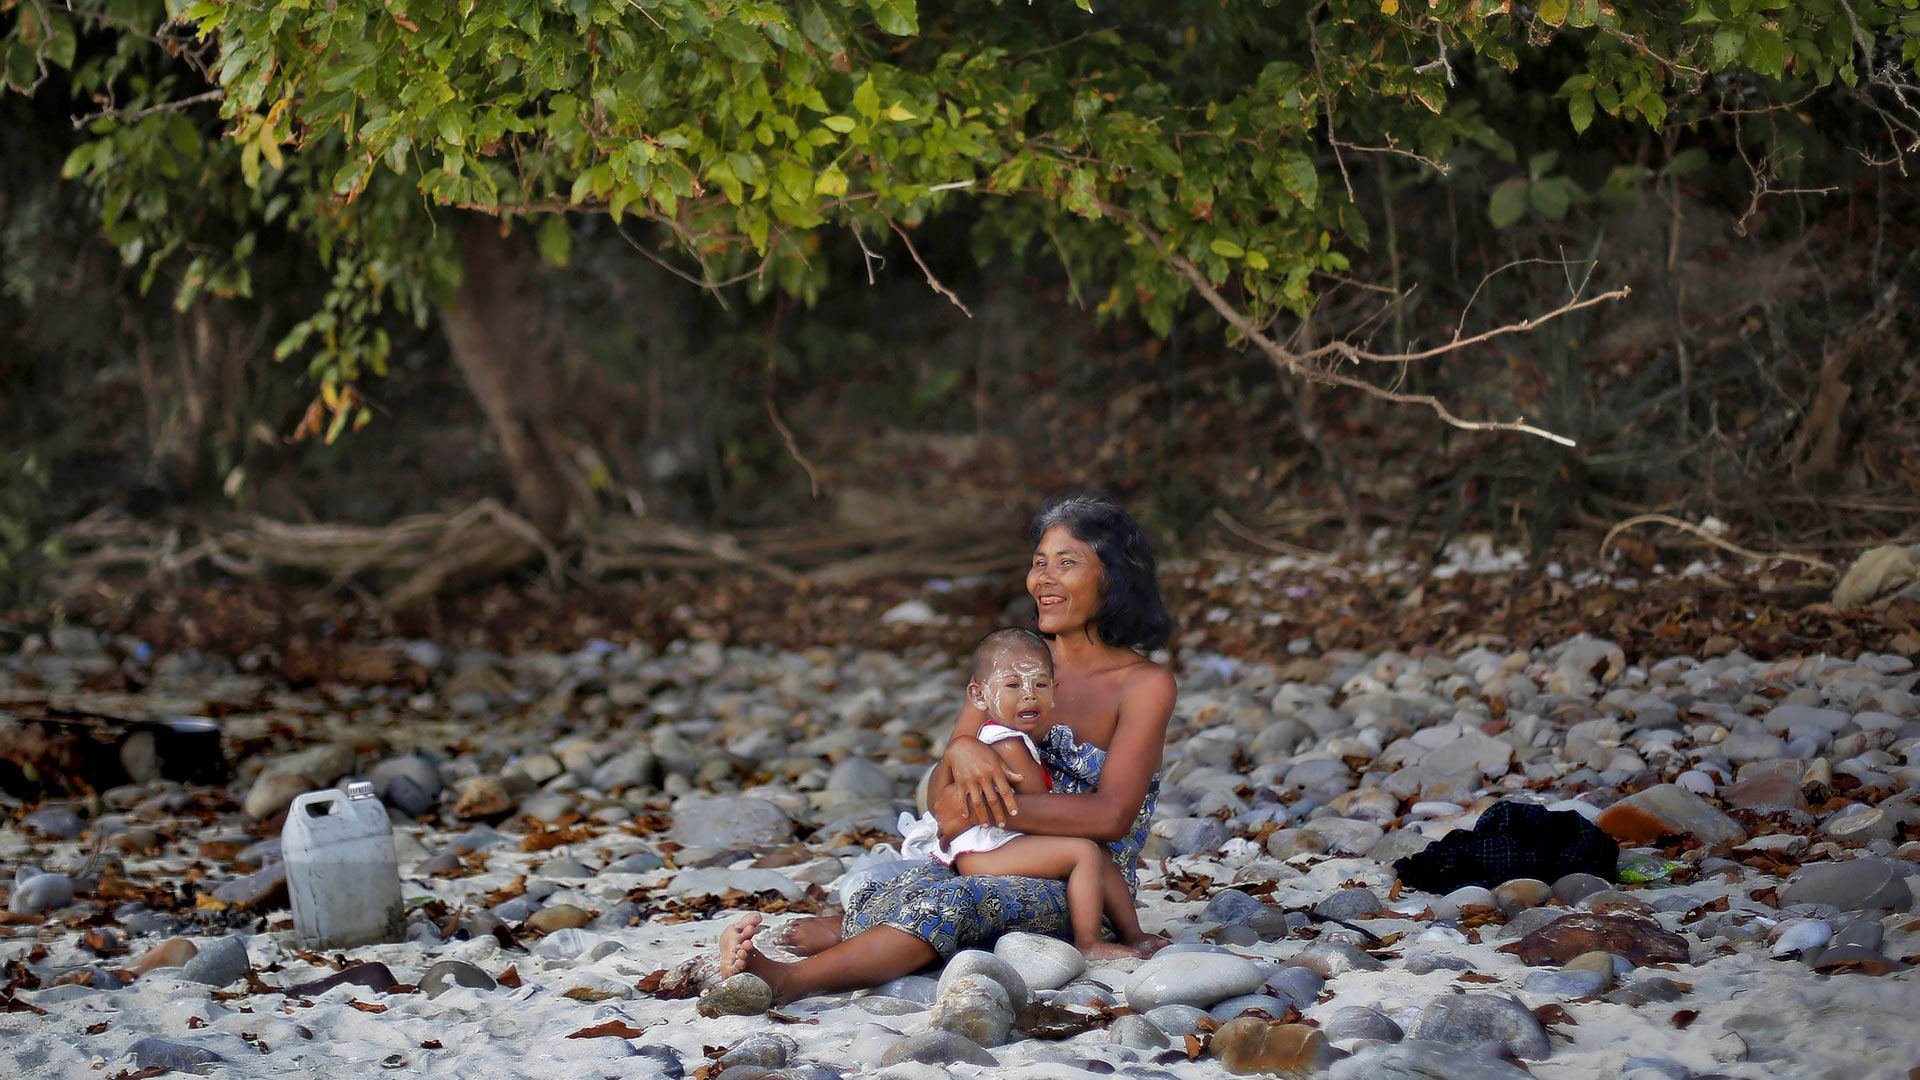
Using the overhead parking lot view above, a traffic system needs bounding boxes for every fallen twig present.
[1599,514,1837,574]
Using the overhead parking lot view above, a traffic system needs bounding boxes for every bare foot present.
[1080,939,1149,961]
[1126,934,1172,957]
[719,912,765,978]
[771,914,844,957]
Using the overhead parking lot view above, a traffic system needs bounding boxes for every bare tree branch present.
[1095,200,1629,447]
[1600,513,1836,573]
[72,88,224,129]
[887,217,972,318]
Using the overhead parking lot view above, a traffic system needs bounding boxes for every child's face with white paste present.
[971,646,1055,733]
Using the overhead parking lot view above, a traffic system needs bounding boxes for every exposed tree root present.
[48,501,1023,609]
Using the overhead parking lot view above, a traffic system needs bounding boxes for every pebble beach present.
[3,553,1918,1080]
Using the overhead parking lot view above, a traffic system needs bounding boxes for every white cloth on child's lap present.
[896,722,1052,865]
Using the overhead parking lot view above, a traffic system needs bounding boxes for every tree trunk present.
[440,217,575,538]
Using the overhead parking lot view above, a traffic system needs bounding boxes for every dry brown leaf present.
[566,1020,645,1039]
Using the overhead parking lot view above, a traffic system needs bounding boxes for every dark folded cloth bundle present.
[1393,799,1618,893]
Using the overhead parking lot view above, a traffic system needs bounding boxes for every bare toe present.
[718,913,765,978]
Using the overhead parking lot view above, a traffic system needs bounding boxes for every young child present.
[898,627,1160,960]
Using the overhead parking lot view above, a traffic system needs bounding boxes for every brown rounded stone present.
[1722,772,1808,810]
[1516,913,1689,967]
[1210,1019,1335,1077]
[125,937,198,978]
[453,776,516,819]
[523,903,592,933]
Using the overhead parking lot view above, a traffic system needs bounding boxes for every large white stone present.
[993,931,1085,992]
[1123,951,1266,1011]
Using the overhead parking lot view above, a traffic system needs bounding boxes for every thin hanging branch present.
[1095,200,1626,447]
[887,217,972,317]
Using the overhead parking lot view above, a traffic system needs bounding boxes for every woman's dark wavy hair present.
[1029,491,1173,651]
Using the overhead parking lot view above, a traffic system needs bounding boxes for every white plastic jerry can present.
[282,781,405,949]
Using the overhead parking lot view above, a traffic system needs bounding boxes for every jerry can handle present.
[290,788,351,819]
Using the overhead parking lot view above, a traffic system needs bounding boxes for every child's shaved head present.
[971,627,1051,683]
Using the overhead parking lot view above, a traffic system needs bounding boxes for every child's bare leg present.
[956,837,1141,960]
[1099,861,1167,954]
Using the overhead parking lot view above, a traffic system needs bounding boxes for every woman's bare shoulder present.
[1116,653,1176,697]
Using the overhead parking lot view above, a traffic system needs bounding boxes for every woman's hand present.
[938,735,1022,834]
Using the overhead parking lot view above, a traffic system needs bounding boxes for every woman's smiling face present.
[1028,523,1104,636]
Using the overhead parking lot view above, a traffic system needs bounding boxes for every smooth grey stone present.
[1328,1039,1534,1079]
[1324,1005,1404,1043]
[1780,859,1912,912]
[1830,919,1884,952]
[669,796,794,848]
[930,973,1014,1047]
[443,826,511,853]
[129,1038,225,1075]
[520,795,576,823]
[826,756,894,797]
[1286,940,1383,978]
[1314,887,1384,921]
[1209,993,1291,1022]
[634,1045,684,1080]
[1551,873,1613,905]
[210,863,286,907]
[1432,886,1496,920]
[592,901,642,931]
[413,853,462,876]
[119,910,175,936]
[540,855,595,878]
[592,749,659,793]
[1521,969,1609,998]
[1158,817,1230,856]
[236,837,282,866]
[1108,1013,1172,1050]
[1412,993,1551,1059]
[421,959,496,999]
[1265,965,1326,1008]
[1144,1004,1209,1037]
[1604,976,1687,1006]
[993,931,1085,992]
[180,936,250,987]
[7,872,74,915]
[878,1030,999,1067]
[937,949,1029,1012]
[370,754,444,813]
[1051,982,1119,1010]
[1214,924,1260,947]
[1403,951,1475,975]
[493,897,537,921]
[718,1033,798,1070]
[284,961,397,997]
[856,996,928,1016]
[607,851,666,873]
[1497,906,1565,940]
[1202,888,1269,926]
[1125,950,1266,1011]
[23,807,86,839]
[871,975,938,1004]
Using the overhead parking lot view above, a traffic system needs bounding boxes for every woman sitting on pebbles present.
[714,491,1176,1003]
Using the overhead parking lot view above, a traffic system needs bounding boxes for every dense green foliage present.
[10,0,1917,437]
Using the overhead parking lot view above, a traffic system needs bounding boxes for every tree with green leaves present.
[7,0,1918,545]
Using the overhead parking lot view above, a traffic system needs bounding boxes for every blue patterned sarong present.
[841,725,1158,960]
